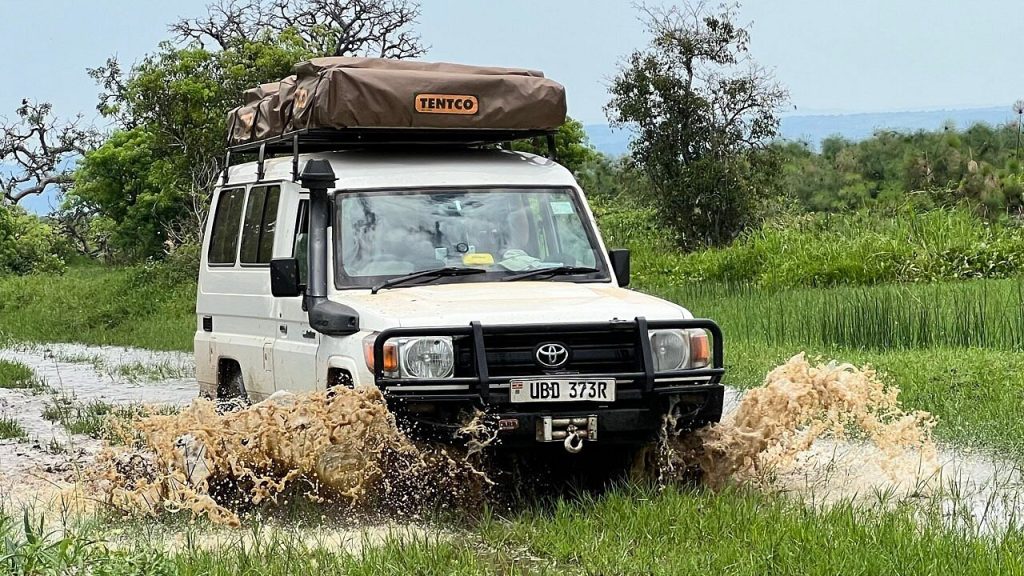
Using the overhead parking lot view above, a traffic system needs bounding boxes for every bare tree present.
[170,0,426,58]
[1,100,99,205]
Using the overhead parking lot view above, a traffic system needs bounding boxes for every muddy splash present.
[689,353,937,489]
[676,353,1023,532]
[92,387,487,527]
[0,343,196,511]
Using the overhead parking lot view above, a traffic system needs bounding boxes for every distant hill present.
[585,106,1019,156]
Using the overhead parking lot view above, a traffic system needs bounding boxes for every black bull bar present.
[372,317,724,403]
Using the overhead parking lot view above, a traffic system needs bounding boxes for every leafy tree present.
[73,0,424,259]
[66,129,182,259]
[171,0,424,58]
[773,118,1024,217]
[607,2,789,247]
[74,35,312,258]
[575,154,650,201]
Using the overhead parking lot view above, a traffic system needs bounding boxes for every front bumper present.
[373,317,726,445]
[490,384,724,446]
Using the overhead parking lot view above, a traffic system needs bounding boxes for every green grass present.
[0,414,26,440]
[0,359,36,389]
[481,486,1024,575]
[665,278,1024,351]
[3,486,1023,575]
[42,396,113,438]
[0,262,196,352]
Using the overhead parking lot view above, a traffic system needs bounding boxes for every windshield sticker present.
[550,201,574,215]
[462,253,495,266]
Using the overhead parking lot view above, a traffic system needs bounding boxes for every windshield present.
[334,187,608,289]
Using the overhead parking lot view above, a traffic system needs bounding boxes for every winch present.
[536,415,598,453]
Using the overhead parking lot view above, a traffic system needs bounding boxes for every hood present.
[338,281,689,329]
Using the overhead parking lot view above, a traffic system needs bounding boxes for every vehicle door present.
[271,192,319,392]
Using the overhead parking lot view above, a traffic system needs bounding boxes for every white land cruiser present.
[196,135,725,453]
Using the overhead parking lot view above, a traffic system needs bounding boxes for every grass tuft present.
[0,359,39,390]
[0,414,27,440]
[42,395,177,444]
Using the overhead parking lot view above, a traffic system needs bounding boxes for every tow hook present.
[537,415,598,452]
[564,430,584,453]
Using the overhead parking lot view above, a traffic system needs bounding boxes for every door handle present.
[279,325,288,335]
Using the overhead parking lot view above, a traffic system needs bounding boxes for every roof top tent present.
[222,56,568,184]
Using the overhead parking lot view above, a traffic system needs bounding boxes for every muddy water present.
[3,343,1023,536]
[94,388,488,527]
[0,344,196,510]
[686,353,1024,533]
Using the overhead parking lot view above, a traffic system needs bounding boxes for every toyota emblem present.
[535,343,570,368]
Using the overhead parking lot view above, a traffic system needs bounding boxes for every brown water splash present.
[91,387,486,526]
[676,353,939,496]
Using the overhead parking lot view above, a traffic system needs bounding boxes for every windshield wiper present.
[501,265,599,282]
[371,267,486,294]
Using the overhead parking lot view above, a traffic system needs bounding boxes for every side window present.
[240,185,281,265]
[208,188,245,265]
[293,199,309,286]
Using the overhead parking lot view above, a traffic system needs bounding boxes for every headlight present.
[364,335,455,378]
[401,337,455,378]
[649,329,688,371]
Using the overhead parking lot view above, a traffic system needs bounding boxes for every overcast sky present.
[0,0,1021,126]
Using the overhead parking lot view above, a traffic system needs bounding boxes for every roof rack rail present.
[222,127,558,184]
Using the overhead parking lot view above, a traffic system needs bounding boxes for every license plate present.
[509,379,615,403]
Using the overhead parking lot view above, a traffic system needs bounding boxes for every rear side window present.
[208,188,245,265]
[240,185,281,264]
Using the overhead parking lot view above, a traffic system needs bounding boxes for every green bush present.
[0,205,65,275]
[596,206,1024,289]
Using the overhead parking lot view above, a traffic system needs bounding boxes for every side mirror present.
[270,258,302,297]
[608,249,631,287]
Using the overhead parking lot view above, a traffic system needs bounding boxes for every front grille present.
[455,328,641,378]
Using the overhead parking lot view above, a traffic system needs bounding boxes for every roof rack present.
[223,127,558,184]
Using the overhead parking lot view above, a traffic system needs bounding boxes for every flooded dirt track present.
[0,343,196,510]
[1,343,1022,537]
